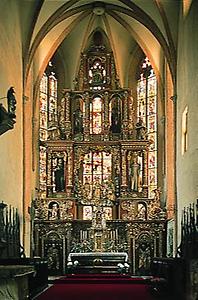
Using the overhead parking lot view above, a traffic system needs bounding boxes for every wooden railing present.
[178,199,198,259]
[0,201,21,258]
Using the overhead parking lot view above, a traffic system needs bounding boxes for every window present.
[39,62,58,192]
[137,57,157,198]
[83,151,112,184]
[90,96,103,134]
[182,106,188,155]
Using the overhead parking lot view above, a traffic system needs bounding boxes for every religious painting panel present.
[46,151,67,197]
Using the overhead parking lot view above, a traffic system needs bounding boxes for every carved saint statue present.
[54,158,65,192]
[135,118,147,140]
[129,153,140,192]
[7,86,16,117]
[111,106,121,133]
[73,108,83,134]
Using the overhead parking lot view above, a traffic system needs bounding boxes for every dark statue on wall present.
[111,107,121,133]
[54,159,65,192]
[73,108,83,134]
[7,86,17,117]
[135,118,147,140]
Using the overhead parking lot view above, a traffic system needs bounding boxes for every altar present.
[67,252,129,274]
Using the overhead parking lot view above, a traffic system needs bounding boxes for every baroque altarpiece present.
[34,32,166,275]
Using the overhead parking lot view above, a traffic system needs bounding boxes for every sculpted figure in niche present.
[137,202,146,220]
[111,106,121,134]
[129,153,140,192]
[73,108,83,134]
[54,158,65,192]
[135,118,147,140]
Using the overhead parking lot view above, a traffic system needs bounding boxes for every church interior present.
[0,1,197,299]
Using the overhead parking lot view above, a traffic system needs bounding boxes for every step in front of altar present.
[67,252,129,274]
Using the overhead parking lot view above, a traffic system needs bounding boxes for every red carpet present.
[35,274,157,300]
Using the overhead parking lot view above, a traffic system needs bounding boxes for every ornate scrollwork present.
[121,200,136,221]
[148,188,166,220]
[35,197,74,221]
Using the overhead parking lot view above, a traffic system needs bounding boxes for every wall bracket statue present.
[7,86,17,118]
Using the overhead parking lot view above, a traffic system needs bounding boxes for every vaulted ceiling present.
[21,0,181,90]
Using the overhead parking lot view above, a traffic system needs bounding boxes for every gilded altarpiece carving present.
[35,33,166,275]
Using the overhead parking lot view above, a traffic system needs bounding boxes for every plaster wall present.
[0,2,24,219]
[176,1,198,242]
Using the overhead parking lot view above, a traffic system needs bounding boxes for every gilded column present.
[46,150,53,197]
[64,91,71,140]
[84,91,90,141]
[58,96,66,139]
[128,91,135,139]
[83,54,88,89]
[106,53,111,86]
[103,91,109,140]
[121,149,127,188]
[66,145,73,196]
[142,150,148,186]
[122,91,129,140]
